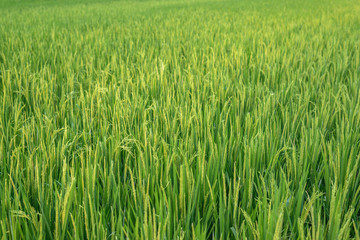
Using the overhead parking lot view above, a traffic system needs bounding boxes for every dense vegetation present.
[1,0,360,239]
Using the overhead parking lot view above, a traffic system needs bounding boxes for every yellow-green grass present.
[0,0,360,239]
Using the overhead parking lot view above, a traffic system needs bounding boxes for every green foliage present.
[0,0,360,239]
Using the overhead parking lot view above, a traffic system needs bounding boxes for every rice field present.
[1,0,360,239]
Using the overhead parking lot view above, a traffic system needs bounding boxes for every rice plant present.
[0,0,360,239]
